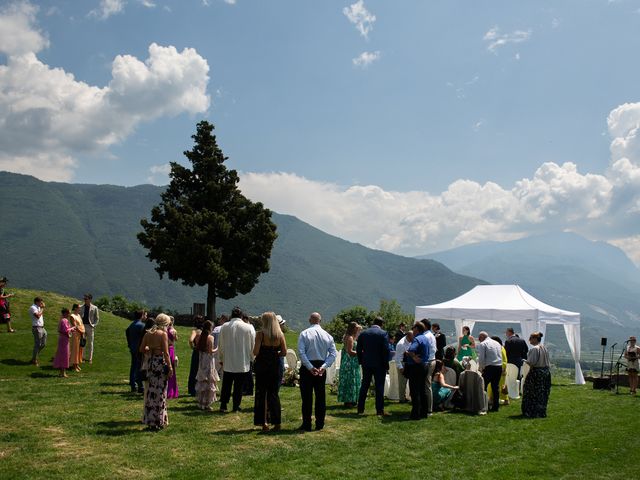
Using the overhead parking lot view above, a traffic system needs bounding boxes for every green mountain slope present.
[0,171,484,329]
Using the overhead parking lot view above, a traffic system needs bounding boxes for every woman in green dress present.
[337,322,361,407]
[457,325,477,361]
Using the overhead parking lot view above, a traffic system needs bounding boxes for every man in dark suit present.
[125,310,147,393]
[356,317,392,416]
[504,327,528,378]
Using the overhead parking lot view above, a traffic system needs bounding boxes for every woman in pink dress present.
[167,317,179,398]
[53,308,76,377]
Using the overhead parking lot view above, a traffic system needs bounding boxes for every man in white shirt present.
[394,330,413,403]
[297,312,337,431]
[476,331,503,412]
[29,297,46,366]
[218,307,256,412]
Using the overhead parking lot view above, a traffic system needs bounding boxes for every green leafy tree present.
[138,121,278,319]
[324,305,375,340]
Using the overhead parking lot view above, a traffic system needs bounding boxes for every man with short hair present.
[297,312,337,431]
[432,323,447,360]
[29,297,46,366]
[421,318,437,415]
[476,331,503,412]
[126,310,147,393]
[394,322,407,344]
[404,322,430,419]
[218,307,256,412]
[394,330,414,402]
[356,317,392,416]
[81,293,100,364]
[504,327,528,378]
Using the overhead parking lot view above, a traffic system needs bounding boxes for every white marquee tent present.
[415,285,584,384]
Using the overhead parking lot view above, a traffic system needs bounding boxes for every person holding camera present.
[29,297,47,366]
[624,336,639,395]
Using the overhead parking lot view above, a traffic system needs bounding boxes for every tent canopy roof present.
[415,285,580,325]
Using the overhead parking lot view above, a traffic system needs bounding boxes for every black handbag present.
[80,336,87,348]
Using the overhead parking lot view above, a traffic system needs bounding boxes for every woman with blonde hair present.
[521,331,551,418]
[253,311,287,432]
[195,320,219,410]
[139,313,173,430]
[337,321,361,407]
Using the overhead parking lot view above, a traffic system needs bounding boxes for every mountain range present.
[0,171,483,331]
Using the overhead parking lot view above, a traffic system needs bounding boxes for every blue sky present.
[2,0,640,264]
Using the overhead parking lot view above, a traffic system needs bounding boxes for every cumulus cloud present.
[352,50,380,68]
[0,2,210,181]
[147,163,171,185]
[0,2,48,56]
[343,0,376,39]
[89,0,126,20]
[484,26,532,53]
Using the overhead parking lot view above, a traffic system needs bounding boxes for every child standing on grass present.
[53,308,76,377]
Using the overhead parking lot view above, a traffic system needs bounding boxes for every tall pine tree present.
[138,121,277,319]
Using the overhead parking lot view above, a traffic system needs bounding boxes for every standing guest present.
[53,308,76,377]
[297,312,337,431]
[394,330,413,403]
[0,277,15,333]
[139,313,173,430]
[69,304,85,372]
[253,312,287,432]
[443,346,464,383]
[126,310,147,393]
[625,336,639,395]
[394,323,407,345]
[213,314,228,380]
[81,294,99,364]
[218,307,256,413]
[504,327,528,378]
[167,317,179,399]
[432,323,447,360]
[521,332,551,418]
[337,322,361,407]
[29,297,47,366]
[421,319,437,416]
[195,320,219,410]
[476,331,504,412]
[490,336,509,406]
[188,315,205,396]
[356,317,392,416]
[241,314,256,396]
[457,325,476,361]
[432,359,459,410]
[404,322,430,420]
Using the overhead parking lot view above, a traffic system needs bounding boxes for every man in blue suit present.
[356,317,391,416]
[125,310,147,393]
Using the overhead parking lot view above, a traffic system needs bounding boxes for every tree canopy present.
[137,121,278,319]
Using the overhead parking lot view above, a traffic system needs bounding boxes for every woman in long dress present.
[195,320,219,410]
[188,315,204,396]
[139,313,173,430]
[167,317,179,399]
[253,312,287,432]
[337,322,361,407]
[624,336,639,395]
[69,304,85,372]
[432,359,459,410]
[457,326,476,361]
[53,308,76,377]
[521,331,551,418]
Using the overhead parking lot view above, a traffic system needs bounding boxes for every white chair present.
[325,350,341,385]
[505,363,521,399]
[442,367,458,409]
[520,363,530,394]
[469,359,479,372]
[387,361,400,400]
[285,349,299,371]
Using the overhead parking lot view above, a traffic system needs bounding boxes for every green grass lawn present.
[0,289,637,479]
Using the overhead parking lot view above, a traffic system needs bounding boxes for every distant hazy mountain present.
[419,233,640,349]
[0,171,484,330]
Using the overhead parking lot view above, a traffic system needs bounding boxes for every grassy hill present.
[0,171,484,330]
[0,288,636,479]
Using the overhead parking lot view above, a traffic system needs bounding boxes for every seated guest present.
[443,346,464,383]
[432,359,459,410]
[458,357,488,415]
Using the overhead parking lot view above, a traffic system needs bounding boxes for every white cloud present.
[0,2,49,56]
[352,50,380,68]
[147,163,171,184]
[484,26,532,53]
[140,0,156,8]
[223,0,237,4]
[343,0,376,39]
[89,0,126,20]
[0,3,210,181]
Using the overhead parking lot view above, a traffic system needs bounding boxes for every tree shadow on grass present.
[95,420,142,437]
[0,359,32,366]
[99,390,142,401]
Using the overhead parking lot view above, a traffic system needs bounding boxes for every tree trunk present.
[206,283,217,321]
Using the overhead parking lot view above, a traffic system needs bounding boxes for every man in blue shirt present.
[421,318,437,416]
[297,312,337,431]
[404,322,431,420]
[125,310,147,393]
